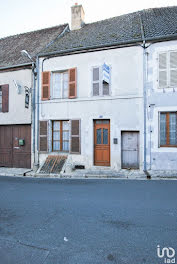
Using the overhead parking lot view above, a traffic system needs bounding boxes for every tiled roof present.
[40,6,177,55]
[141,6,177,40]
[0,24,68,68]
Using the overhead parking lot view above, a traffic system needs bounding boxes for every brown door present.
[12,125,31,168]
[0,126,13,167]
[0,125,31,168]
[94,120,110,166]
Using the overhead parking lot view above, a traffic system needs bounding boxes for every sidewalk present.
[0,167,177,180]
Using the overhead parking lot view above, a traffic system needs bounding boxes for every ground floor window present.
[52,121,69,152]
[160,112,177,147]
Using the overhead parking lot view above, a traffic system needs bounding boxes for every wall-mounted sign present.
[102,63,110,84]
[25,88,30,108]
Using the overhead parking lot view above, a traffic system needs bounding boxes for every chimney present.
[71,3,85,30]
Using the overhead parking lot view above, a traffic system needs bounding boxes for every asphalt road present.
[0,176,176,264]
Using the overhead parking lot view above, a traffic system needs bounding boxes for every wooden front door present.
[94,120,110,166]
[0,125,31,168]
[121,131,139,169]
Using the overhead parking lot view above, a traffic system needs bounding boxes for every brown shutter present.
[68,68,77,98]
[2,84,9,113]
[42,71,50,100]
[39,121,48,152]
[70,120,80,154]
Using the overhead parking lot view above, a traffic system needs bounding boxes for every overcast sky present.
[0,0,176,38]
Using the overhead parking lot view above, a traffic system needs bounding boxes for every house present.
[0,23,68,169]
[36,5,177,175]
[143,7,177,173]
[37,4,145,172]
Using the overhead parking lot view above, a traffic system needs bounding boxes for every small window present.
[92,65,110,96]
[52,120,69,152]
[0,86,2,112]
[160,112,177,147]
[52,71,69,99]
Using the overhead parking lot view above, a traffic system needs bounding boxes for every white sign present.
[102,63,110,84]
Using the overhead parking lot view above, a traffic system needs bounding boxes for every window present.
[92,65,110,96]
[0,86,2,112]
[52,71,69,99]
[158,51,177,88]
[160,112,177,147]
[52,121,69,152]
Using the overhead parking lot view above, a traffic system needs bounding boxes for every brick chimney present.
[71,3,85,30]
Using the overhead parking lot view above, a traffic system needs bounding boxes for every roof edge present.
[38,38,143,57]
[0,62,32,71]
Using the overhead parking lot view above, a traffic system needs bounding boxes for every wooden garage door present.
[121,131,139,169]
[0,125,31,168]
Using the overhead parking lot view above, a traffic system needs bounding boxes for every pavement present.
[0,167,177,180]
[0,176,177,264]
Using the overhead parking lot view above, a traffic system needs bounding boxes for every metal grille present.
[40,155,67,174]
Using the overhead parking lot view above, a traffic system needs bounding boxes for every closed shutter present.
[70,120,80,154]
[92,67,100,96]
[2,84,9,112]
[39,121,48,151]
[69,68,77,98]
[42,71,50,100]
[158,53,168,88]
[170,51,177,87]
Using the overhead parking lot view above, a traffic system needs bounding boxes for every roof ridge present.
[0,23,68,41]
[71,5,177,30]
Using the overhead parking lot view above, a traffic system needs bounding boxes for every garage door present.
[0,125,31,168]
[121,131,139,169]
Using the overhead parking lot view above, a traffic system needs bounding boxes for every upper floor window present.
[158,51,177,88]
[160,112,177,147]
[92,64,110,96]
[41,68,77,101]
[0,85,9,113]
[52,71,68,99]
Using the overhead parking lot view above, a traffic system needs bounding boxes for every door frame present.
[121,130,140,169]
[93,119,111,166]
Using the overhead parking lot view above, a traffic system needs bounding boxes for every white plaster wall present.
[0,69,32,124]
[38,46,144,170]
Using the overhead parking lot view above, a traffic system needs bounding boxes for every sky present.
[0,0,177,38]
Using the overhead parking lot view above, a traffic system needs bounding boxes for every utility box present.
[19,139,25,146]
[113,138,118,144]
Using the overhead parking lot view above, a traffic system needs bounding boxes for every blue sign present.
[102,63,110,83]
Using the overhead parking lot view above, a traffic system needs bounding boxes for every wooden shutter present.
[39,121,48,152]
[42,71,50,100]
[92,67,100,96]
[70,120,80,154]
[170,51,177,87]
[68,68,77,98]
[2,84,9,112]
[158,53,168,88]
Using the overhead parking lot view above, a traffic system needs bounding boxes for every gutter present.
[38,32,177,59]
[38,38,143,58]
[0,62,32,71]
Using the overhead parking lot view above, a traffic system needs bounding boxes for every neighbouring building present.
[0,24,68,169]
[143,7,177,172]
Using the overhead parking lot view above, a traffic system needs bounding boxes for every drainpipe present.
[32,62,36,167]
[35,55,40,167]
